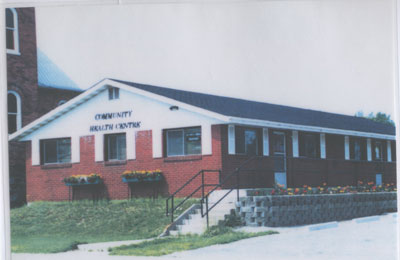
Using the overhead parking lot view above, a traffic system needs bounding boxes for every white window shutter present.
[228,125,235,155]
[263,128,269,156]
[152,128,162,158]
[95,134,104,162]
[367,138,372,161]
[344,136,350,160]
[320,133,326,159]
[126,131,136,160]
[202,124,212,155]
[31,138,40,166]
[292,130,299,157]
[71,136,80,163]
[387,140,392,162]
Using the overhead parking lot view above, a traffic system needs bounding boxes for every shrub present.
[247,182,396,196]
[121,170,162,180]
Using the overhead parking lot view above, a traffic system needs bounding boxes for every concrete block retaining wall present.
[235,192,397,227]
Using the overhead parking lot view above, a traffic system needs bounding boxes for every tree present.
[355,111,395,126]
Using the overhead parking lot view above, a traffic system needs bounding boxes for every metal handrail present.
[166,169,220,222]
[201,156,261,227]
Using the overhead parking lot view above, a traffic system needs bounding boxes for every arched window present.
[6,8,19,54]
[8,91,21,134]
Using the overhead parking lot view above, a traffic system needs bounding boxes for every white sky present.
[35,0,396,117]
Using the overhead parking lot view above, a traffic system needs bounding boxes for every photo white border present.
[0,1,399,260]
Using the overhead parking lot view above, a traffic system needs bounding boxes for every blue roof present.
[111,79,395,136]
[37,49,82,92]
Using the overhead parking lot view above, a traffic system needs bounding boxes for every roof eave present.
[229,117,396,140]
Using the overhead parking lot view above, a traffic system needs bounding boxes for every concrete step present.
[166,189,250,236]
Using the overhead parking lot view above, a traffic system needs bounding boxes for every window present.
[299,132,319,158]
[8,91,21,134]
[6,8,19,54]
[105,133,126,161]
[166,127,201,156]
[40,138,71,164]
[108,87,119,100]
[350,137,365,160]
[235,127,258,155]
[373,141,383,161]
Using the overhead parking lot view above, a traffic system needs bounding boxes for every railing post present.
[166,198,169,217]
[206,195,209,229]
[236,169,240,201]
[201,171,205,217]
[171,197,174,223]
[201,170,205,201]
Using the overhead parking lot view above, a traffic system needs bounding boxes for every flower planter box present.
[65,179,102,186]
[122,175,162,183]
[235,192,397,227]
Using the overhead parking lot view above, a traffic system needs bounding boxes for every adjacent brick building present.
[9,79,397,202]
[6,7,82,206]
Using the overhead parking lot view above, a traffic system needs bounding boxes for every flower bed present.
[121,170,163,183]
[247,182,397,196]
[63,174,102,186]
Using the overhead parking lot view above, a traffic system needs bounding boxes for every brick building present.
[6,7,82,206]
[9,79,396,202]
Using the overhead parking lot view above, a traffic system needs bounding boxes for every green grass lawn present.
[109,226,278,256]
[11,198,194,253]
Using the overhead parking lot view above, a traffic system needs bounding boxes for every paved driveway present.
[12,213,398,260]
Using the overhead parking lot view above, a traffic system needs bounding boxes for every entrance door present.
[272,131,287,188]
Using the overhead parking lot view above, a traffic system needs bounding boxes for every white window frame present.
[7,90,21,134]
[6,8,20,55]
[41,138,72,165]
[373,141,383,161]
[235,126,259,155]
[105,133,126,161]
[166,127,202,157]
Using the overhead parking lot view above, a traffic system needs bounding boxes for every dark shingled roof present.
[111,79,395,136]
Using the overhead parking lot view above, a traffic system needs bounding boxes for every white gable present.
[19,86,224,141]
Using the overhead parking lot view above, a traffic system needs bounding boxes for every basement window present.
[166,127,201,157]
[104,133,126,161]
[40,138,71,164]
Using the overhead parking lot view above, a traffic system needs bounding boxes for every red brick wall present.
[7,8,38,206]
[25,125,223,202]
[7,8,39,126]
[7,8,82,206]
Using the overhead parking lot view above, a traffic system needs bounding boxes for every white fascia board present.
[107,80,230,122]
[9,79,109,141]
[229,117,396,140]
